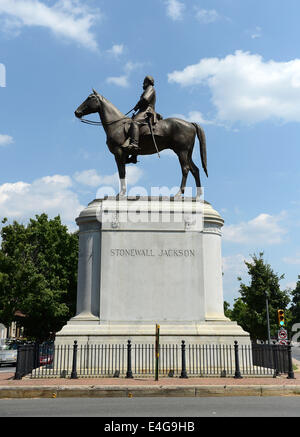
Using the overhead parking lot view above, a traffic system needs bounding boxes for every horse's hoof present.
[174,192,183,199]
[116,192,126,200]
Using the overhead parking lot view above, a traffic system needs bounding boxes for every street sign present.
[278,328,288,340]
[278,339,288,345]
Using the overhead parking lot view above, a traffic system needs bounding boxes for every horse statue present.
[74,89,208,198]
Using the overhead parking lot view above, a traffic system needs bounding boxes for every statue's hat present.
[144,75,154,85]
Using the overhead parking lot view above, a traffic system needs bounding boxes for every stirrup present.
[128,143,140,152]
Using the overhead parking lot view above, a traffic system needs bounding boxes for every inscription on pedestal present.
[110,248,196,257]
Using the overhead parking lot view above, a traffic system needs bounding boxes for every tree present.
[229,252,290,341]
[224,301,232,319]
[0,214,78,341]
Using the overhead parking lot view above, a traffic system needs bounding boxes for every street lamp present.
[263,290,271,344]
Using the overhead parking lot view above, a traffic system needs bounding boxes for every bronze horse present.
[75,90,208,197]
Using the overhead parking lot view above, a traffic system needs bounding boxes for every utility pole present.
[264,290,271,344]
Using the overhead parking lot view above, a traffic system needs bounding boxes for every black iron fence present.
[252,342,292,375]
[14,340,295,380]
[14,343,40,380]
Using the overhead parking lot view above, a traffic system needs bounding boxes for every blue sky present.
[1,0,300,305]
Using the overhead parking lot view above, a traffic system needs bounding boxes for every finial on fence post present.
[234,341,243,379]
[126,340,133,379]
[71,340,78,379]
[180,340,188,379]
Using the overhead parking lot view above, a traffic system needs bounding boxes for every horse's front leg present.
[114,147,127,198]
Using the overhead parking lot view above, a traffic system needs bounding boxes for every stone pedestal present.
[55,197,249,345]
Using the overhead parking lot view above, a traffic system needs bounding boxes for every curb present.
[1,385,300,399]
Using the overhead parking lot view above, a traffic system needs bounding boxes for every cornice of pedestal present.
[203,201,224,228]
[76,197,224,231]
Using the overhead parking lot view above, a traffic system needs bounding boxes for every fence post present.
[71,340,78,379]
[180,340,188,379]
[287,342,295,379]
[14,344,25,380]
[34,342,40,369]
[234,341,243,379]
[126,340,133,379]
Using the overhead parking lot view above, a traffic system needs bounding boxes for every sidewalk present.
[1,368,300,398]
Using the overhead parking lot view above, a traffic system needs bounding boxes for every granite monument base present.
[55,197,249,346]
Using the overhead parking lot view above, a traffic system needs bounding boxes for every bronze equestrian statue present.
[74,76,208,198]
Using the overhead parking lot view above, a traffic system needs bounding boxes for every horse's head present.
[74,89,100,119]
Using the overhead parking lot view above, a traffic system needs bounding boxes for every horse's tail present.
[192,123,208,177]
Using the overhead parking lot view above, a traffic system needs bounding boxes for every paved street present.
[1,396,300,417]
[0,366,15,374]
[292,346,300,362]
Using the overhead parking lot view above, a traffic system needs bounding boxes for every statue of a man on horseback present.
[74,76,207,198]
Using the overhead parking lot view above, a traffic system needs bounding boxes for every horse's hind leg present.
[175,150,190,198]
[189,155,202,198]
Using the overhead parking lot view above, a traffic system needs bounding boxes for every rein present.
[80,116,130,126]
[79,100,135,126]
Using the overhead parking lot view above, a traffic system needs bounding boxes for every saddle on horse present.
[124,113,164,163]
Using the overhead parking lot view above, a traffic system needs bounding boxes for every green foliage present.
[223,301,232,319]
[289,276,300,331]
[0,214,78,341]
[228,252,290,341]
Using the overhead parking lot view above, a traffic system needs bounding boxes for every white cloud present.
[0,134,13,146]
[74,169,102,187]
[0,0,100,51]
[195,9,220,24]
[168,50,300,125]
[124,61,143,73]
[172,110,213,125]
[106,61,144,88]
[106,75,129,88]
[107,44,125,57]
[74,167,143,188]
[165,0,185,21]
[0,175,84,224]
[223,212,288,245]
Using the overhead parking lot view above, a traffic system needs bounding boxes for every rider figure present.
[125,75,157,154]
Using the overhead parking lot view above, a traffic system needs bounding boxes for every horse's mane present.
[96,92,126,119]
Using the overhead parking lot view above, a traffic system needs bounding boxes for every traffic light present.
[278,309,285,326]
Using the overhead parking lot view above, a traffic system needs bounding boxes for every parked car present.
[0,342,18,366]
[39,343,54,366]
[39,353,53,365]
